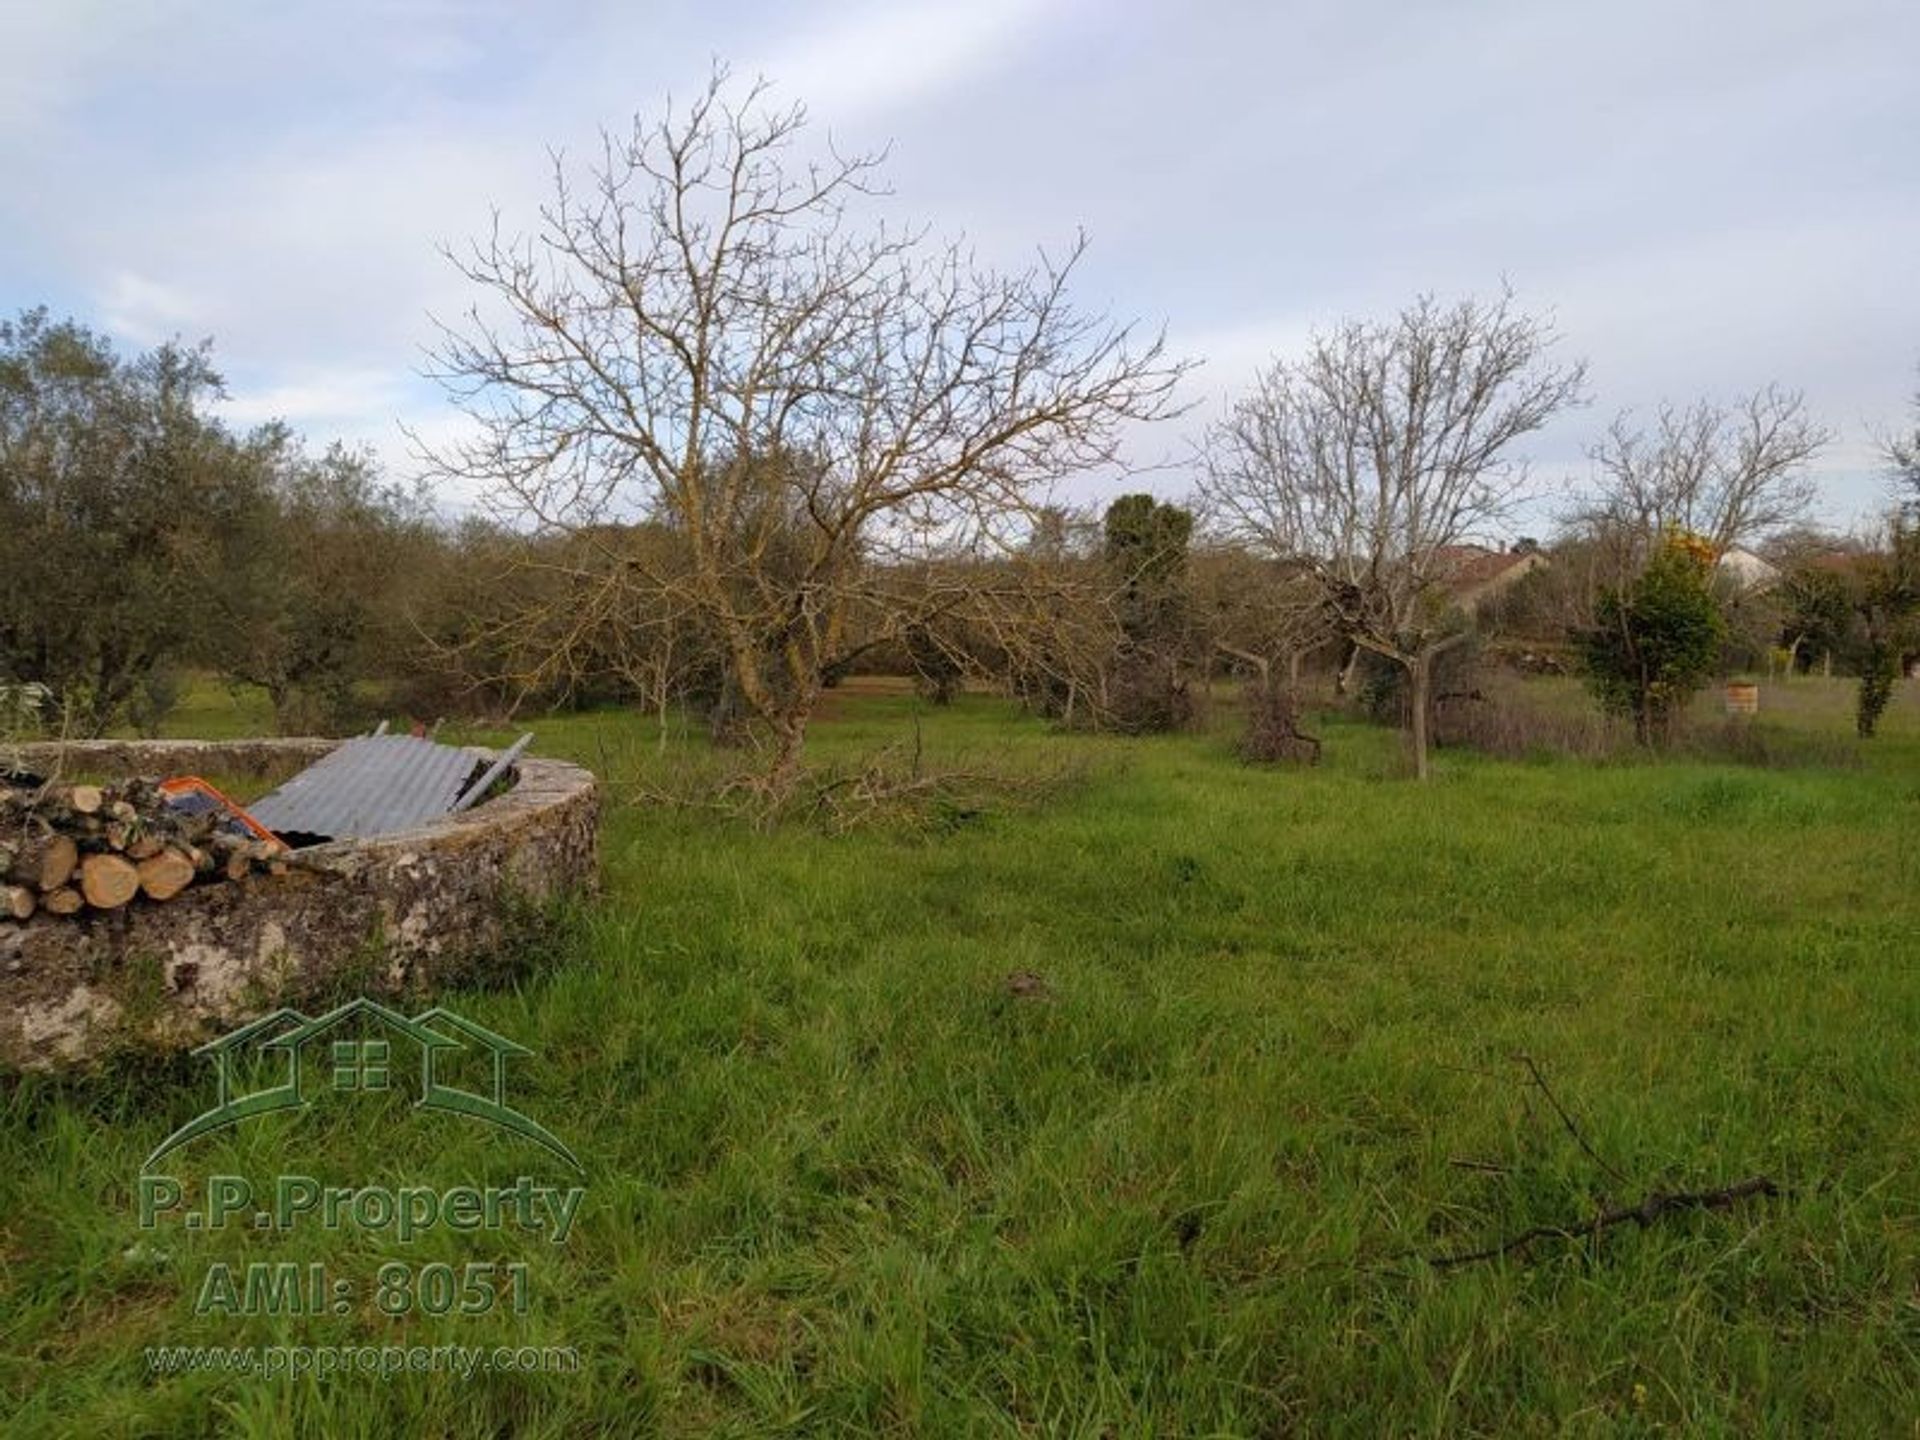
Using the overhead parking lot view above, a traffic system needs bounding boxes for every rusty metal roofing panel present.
[248,736,486,842]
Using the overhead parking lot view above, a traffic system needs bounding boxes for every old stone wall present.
[1,739,598,1070]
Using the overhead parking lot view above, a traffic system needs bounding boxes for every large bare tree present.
[424,69,1186,795]
[1575,387,1828,570]
[1199,292,1586,779]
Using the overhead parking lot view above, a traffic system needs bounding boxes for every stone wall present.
[1,739,599,1070]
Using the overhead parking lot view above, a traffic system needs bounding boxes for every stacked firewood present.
[1,776,285,921]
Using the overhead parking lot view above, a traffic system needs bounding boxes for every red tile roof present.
[1430,545,1538,590]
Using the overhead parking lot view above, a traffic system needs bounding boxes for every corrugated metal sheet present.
[248,736,487,843]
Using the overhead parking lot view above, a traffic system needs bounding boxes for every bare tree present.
[423,68,1187,797]
[1575,387,1828,573]
[1190,544,1335,690]
[1199,292,1586,779]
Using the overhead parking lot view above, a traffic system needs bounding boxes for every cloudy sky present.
[3,0,1915,528]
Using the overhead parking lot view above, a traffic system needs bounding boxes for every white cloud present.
[97,271,204,345]
[4,0,1915,533]
[748,0,1064,126]
[0,0,166,126]
[217,368,412,428]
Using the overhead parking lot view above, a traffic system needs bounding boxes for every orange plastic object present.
[158,776,287,851]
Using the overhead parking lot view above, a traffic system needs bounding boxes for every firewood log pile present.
[1,774,286,922]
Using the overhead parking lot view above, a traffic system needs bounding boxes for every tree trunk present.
[1336,642,1360,696]
[765,714,810,801]
[1408,651,1433,782]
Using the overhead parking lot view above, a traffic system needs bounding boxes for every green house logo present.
[144,998,583,1174]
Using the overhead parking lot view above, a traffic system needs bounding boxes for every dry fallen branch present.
[630,734,1090,835]
[1430,1176,1781,1269]
[1426,1055,1782,1270]
[801,741,1087,835]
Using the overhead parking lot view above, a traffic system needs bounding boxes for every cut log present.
[3,884,34,920]
[69,784,104,815]
[224,849,252,882]
[43,887,83,916]
[12,834,79,893]
[80,853,140,910]
[126,832,164,861]
[109,800,138,823]
[137,848,196,902]
[46,834,79,890]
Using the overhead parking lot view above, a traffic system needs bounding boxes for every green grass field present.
[4,679,1918,1436]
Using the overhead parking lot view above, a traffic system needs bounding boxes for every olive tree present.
[206,440,439,733]
[1199,293,1586,779]
[424,69,1187,797]
[0,310,272,735]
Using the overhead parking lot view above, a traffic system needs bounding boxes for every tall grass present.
[2,677,1917,1435]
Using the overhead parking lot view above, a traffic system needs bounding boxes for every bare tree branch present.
[1571,386,1828,576]
[420,66,1192,796]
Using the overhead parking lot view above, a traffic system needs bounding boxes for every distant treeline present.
[4,306,1916,760]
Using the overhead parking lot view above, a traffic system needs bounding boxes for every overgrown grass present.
[3,678,1918,1435]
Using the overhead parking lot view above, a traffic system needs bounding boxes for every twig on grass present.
[1417,1055,1784,1271]
[1514,1052,1630,1187]
[1430,1175,1780,1269]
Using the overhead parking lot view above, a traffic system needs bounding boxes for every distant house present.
[1716,545,1782,592]
[1431,544,1550,615]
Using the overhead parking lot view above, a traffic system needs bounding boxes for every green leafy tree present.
[1889,377,1919,515]
[0,309,272,734]
[1849,380,1920,735]
[1578,532,1725,746]
[1101,494,1197,732]
[1847,520,1918,738]
[206,439,439,733]
[1777,563,1852,673]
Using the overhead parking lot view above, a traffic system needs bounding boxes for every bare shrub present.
[1430,675,1623,760]
[1106,648,1200,735]
[630,723,1093,833]
[1238,679,1321,764]
[802,747,1091,835]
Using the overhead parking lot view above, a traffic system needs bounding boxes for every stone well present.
[1,738,598,1070]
